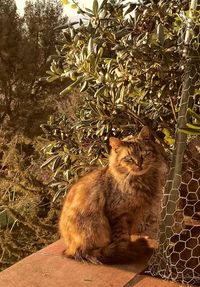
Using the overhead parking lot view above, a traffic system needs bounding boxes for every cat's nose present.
[135,158,142,167]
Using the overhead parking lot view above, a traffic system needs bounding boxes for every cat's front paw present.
[129,238,153,256]
[137,214,158,234]
[137,222,149,233]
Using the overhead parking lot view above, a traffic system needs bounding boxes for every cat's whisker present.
[85,255,102,265]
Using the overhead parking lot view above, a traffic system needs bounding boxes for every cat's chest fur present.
[105,170,159,217]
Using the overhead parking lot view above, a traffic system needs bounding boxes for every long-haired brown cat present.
[59,126,167,264]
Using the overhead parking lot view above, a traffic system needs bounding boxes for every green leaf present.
[60,76,84,96]
[99,0,107,10]
[46,70,56,76]
[94,86,106,98]
[40,155,59,168]
[80,81,88,92]
[157,23,165,45]
[88,37,94,54]
[178,128,200,136]
[187,108,200,122]
[124,3,137,16]
[46,75,60,83]
[186,123,200,130]
[93,0,99,15]
[115,29,130,40]
[95,47,104,64]
[52,156,62,171]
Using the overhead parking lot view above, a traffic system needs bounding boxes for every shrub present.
[42,0,191,189]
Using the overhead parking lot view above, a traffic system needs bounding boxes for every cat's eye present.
[146,150,153,155]
[123,156,133,163]
[142,150,153,156]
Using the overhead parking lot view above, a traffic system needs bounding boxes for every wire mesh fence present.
[148,0,200,285]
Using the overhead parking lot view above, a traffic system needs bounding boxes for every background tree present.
[0,0,67,270]
[0,0,23,124]
[0,0,66,135]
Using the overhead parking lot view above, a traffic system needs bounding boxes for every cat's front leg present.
[130,211,158,236]
[109,214,130,242]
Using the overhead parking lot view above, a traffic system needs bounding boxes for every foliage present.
[179,108,200,135]
[0,0,23,124]
[1,0,199,271]
[42,0,197,189]
[0,0,67,135]
[0,133,60,270]
[0,0,66,270]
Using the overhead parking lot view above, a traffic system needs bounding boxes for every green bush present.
[42,0,192,189]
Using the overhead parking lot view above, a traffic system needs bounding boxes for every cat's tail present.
[90,238,153,264]
[65,238,153,264]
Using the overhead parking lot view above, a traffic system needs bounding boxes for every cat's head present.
[109,126,162,176]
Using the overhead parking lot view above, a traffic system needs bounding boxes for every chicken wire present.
[148,0,200,285]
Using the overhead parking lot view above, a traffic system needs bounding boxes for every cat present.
[59,126,167,264]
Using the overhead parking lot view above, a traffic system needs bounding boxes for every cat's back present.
[62,166,109,209]
[59,165,112,255]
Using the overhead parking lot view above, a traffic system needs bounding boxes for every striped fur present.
[59,126,167,264]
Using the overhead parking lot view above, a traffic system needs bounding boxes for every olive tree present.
[41,0,192,192]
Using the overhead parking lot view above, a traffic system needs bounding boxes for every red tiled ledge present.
[0,239,185,287]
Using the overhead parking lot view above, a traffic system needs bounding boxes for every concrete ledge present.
[0,240,185,287]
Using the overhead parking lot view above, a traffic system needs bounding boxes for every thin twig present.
[168,93,177,122]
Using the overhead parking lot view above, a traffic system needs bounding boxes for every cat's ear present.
[138,126,151,140]
[109,137,122,151]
